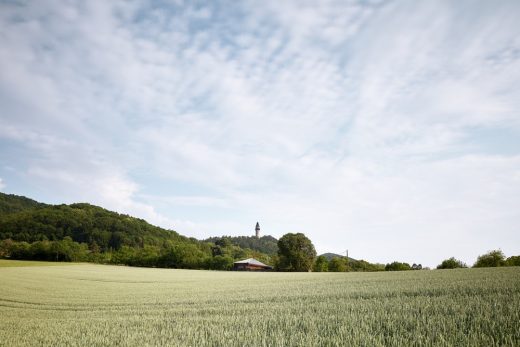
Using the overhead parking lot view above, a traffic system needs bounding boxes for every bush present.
[385,261,412,271]
[209,255,234,270]
[328,257,347,272]
[473,250,506,268]
[437,257,467,269]
[506,255,520,267]
[313,255,329,272]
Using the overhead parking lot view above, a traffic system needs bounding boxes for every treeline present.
[1,193,518,272]
[313,256,385,272]
[313,256,400,272]
[0,237,273,270]
[437,250,520,269]
[313,251,520,273]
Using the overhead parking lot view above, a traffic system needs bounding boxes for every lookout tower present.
[255,222,260,238]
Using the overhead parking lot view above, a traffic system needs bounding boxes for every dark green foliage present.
[313,255,329,272]
[437,257,467,269]
[506,255,520,266]
[385,261,412,271]
[208,255,234,270]
[328,257,347,272]
[317,254,384,272]
[474,250,506,268]
[0,193,46,214]
[1,237,89,262]
[350,259,385,272]
[205,235,278,255]
[277,233,316,272]
[0,200,188,249]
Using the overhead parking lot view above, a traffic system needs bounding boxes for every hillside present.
[0,193,46,214]
[320,252,357,262]
[0,192,273,269]
[0,193,188,250]
[205,235,278,255]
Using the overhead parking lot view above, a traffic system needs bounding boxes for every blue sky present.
[1,0,519,267]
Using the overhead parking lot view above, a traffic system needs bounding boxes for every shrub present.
[385,261,412,271]
[437,257,467,269]
[474,250,506,268]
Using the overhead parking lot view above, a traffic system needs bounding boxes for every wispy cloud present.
[0,0,519,266]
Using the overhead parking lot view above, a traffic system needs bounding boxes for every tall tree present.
[277,233,316,272]
[474,250,506,268]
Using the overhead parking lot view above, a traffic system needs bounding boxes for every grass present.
[0,259,77,267]
[0,264,519,346]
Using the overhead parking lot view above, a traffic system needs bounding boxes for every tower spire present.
[255,222,260,238]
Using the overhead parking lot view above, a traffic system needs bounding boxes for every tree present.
[437,257,467,269]
[209,255,234,270]
[313,255,329,272]
[474,250,506,268]
[328,257,347,272]
[0,239,14,257]
[385,261,412,271]
[277,233,316,272]
[506,255,520,266]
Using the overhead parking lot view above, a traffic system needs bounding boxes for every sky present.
[1,0,519,267]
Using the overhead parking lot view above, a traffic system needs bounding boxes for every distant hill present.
[319,252,385,272]
[320,252,357,262]
[205,235,278,255]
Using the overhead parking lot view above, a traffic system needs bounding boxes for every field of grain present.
[0,259,76,267]
[0,262,519,346]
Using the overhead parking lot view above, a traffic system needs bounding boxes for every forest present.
[0,193,271,270]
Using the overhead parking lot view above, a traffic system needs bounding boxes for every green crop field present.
[0,259,77,267]
[1,262,519,346]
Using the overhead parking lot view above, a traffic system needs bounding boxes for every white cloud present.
[0,0,519,267]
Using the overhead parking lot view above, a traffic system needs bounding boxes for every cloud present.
[0,178,5,190]
[0,0,519,266]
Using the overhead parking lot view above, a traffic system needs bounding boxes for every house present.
[233,258,273,271]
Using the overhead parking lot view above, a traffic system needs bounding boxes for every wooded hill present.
[0,192,272,269]
[0,193,189,249]
[205,235,278,255]
[0,193,45,214]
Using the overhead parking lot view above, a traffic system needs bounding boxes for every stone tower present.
[255,222,260,238]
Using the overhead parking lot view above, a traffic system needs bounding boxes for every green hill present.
[205,235,278,255]
[0,194,188,250]
[0,192,273,269]
[0,193,46,214]
[320,252,356,262]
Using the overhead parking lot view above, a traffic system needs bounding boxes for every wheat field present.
[0,261,519,346]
